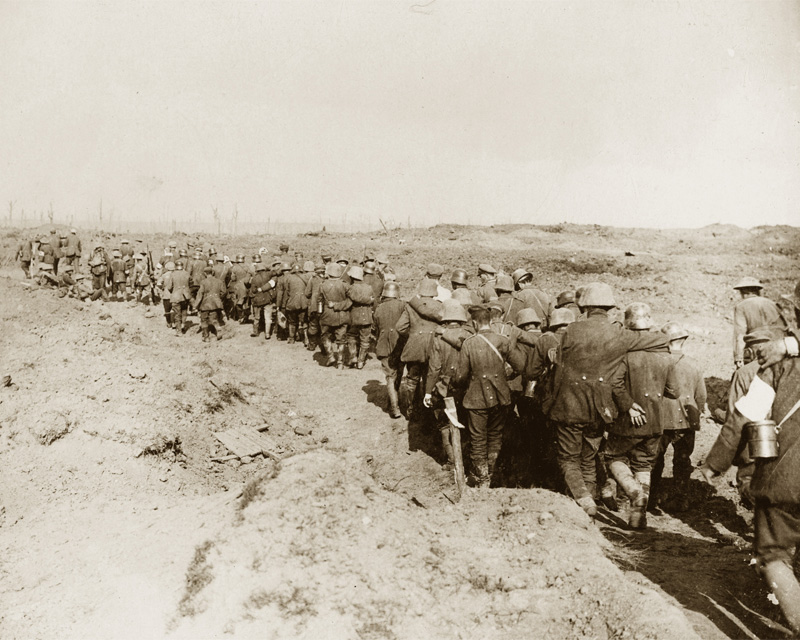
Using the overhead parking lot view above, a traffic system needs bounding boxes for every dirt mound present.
[172,450,699,640]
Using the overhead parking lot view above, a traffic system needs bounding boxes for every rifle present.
[146,246,158,303]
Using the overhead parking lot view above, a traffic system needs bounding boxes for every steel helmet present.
[441,299,468,323]
[348,265,364,281]
[279,243,289,251]
[579,282,615,308]
[280,262,292,272]
[419,279,439,297]
[252,254,262,263]
[512,268,533,286]
[121,239,129,244]
[450,268,468,286]
[381,282,399,298]
[548,308,575,329]
[254,262,266,272]
[235,253,245,263]
[733,276,763,290]
[661,321,689,342]
[175,261,184,270]
[194,249,203,257]
[112,249,122,257]
[495,275,514,293]
[328,263,345,279]
[303,260,315,273]
[556,291,576,308]
[516,308,541,328]
[70,228,77,234]
[624,302,652,330]
[178,249,187,257]
[375,252,388,264]
[478,263,497,275]
[426,263,444,278]
[336,256,349,265]
[165,261,175,271]
[451,288,473,305]
[59,231,67,238]
[363,260,376,274]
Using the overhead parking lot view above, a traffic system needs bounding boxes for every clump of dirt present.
[30,409,74,445]
[171,450,700,640]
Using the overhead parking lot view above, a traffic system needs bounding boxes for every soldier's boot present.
[335,345,344,370]
[356,347,367,370]
[287,324,296,345]
[301,328,309,349]
[172,310,181,334]
[440,429,455,469]
[609,461,645,527]
[629,471,651,530]
[264,317,273,340]
[600,478,619,511]
[201,325,210,342]
[306,332,317,351]
[474,462,490,488]
[386,382,402,419]
[761,561,800,634]
[576,495,598,517]
[347,336,359,368]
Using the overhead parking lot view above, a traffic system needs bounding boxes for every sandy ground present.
[0,223,798,639]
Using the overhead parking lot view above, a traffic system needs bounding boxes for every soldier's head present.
[512,268,533,289]
[450,268,468,289]
[168,241,177,250]
[235,253,244,263]
[303,260,315,273]
[280,262,292,273]
[175,261,184,270]
[336,256,349,267]
[112,249,122,258]
[517,308,542,332]
[381,282,400,299]
[121,239,130,245]
[494,275,514,294]
[419,279,438,298]
[178,249,187,258]
[733,277,763,299]
[577,282,614,312]
[59,231,67,239]
[215,254,224,263]
[487,301,503,322]
[624,302,652,331]
[363,260,376,275]
[203,266,213,275]
[279,243,290,253]
[165,261,175,271]
[50,228,56,235]
[348,265,364,281]
[328,263,345,279]
[478,263,496,283]
[194,249,203,258]
[451,288,472,306]
[321,252,332,264]
[70,228,77,235]
[254,262,266,272]
[375,252,389,266]
[661,321,689,353]
[441,299,467,326]
[556,290,575,308]
[471,306,491,329]
[426,263,444,280]
[548,308,574,332]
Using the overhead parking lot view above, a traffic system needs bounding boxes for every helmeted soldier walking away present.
[17,236,33,278]
[373,282,406,418]
[363,261,384,310]
[89,247,109,301]
[545,283,669,517]
[607,303,674,529]
[514,270,554,327]
[187,249,206,306]
[194,266,226,341]
[422,263,451,302]
[495,275,525,326]
[49,229,62,275]
[305,263,326,351]
[424,299,473,468]
[476,264,497,303]
[279,263,310,345]
[229,254,251,323]
[732,277,782,369]
[250,262,277,340]
[39,236,55,268]
[167,261,192,335]
[109,250,128,300]
[319,263,352,369]
[396,279,443,418]
[346,266,375,368]
[453,306,512,487]
[652,321,707,511]
[65,228,82,269]
[158,262,175,327]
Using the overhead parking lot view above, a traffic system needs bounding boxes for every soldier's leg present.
[250,305,263,336]
[399,363,422,418]
[669,430,695,510]
[435,409,455,467]
[298,311,309,348]
[357,324,370,369]
[21,260,31,278]
[381,357,402,419]
[199,310,210,341]
[264,304,274,339]
[334,324,348,369]
[467,408,490,486]
[555,421,596,515]
[286,310,297,344]
[486,405,507,480]
[214,310,223,339]
[306,312,319,351]
[163,299,173,327]
[628,435,660,529]
[649,432,670,509]
[345,325,358,367]
[579,422,604,500]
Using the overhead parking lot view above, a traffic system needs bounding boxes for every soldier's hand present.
[756,340,787,370]
[423,393,433,408]
[629,403,647,427]
[327,301,334,309]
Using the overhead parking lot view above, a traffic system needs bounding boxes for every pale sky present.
[1,0,798,229]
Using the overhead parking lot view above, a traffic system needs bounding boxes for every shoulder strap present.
[478,334,504,363]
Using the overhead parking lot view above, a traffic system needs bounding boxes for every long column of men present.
[16,229,800,634]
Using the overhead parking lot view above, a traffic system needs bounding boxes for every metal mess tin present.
[746,420,780,459]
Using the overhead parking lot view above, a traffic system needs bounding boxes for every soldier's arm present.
[610,359,635,412]
[695,368,708,411]
[394,306,410,336]
[732,305,747,365]
[452,343,470,387]
[425,340,443,395]
[625,329,670,354]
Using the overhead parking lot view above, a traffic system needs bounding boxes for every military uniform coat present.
[426,326,473,397]
[347,282,374,326]
[319,279,352,327]
[396,296,443,364]
[195,274,225,311]
[545,310,669,425]
[66,234,81,258]
[279,272,310,311]
[373,298,406,358]
[250,272,276,306]
[663,353,707,431]
[363,273,384,308]
[733,296,783,362]
[453,329,512,410]
[168,269,192,303]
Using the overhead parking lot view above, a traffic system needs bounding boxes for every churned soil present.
[0,222,797,639]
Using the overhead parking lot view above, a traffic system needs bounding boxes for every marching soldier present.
[158,262,175,327]
[194,266,226,341]
[278,263,310,345]
[229,254,251,323]
[167,261,192,334]
[363,261,384,309]
[732,277,782,369]
[109,250,128,300]
[319,263,352,368]
[374,282,406,418]
[16,235,33,278]
[450,268,481,305]
[65,228,82,269]
[494,275,525,326]
[88,247,109,301]
[423,263,451,302]
[476,264,497,303]
[305,263,326,351]
[249,262,277,340]
[346,266,375,368]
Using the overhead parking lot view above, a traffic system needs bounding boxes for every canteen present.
[746,420,780,459]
